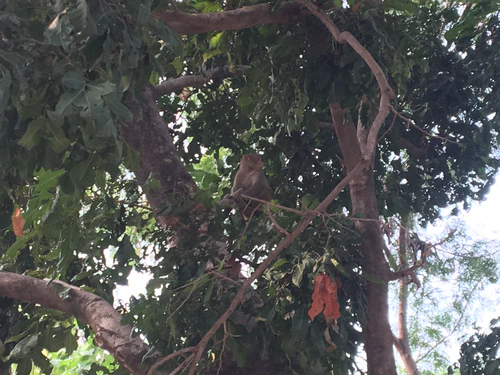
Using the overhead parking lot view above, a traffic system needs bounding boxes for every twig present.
[147,346,195,375]
[266,203,290,235]
[390,106,458,143]
[168,0,179,12]
[217,322,229,375]
[154,65,251,98]
[207,270,241,286]
[240,194,312,217]
[169,354,194,375]
[377,110,397,143]
[166,276,207,323]
[235,203,258,249]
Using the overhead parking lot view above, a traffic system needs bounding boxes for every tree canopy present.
[0,0,499,374]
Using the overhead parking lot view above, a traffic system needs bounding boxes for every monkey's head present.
[240,154,264,171]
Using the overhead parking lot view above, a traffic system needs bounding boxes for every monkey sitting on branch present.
[219,154,273,219]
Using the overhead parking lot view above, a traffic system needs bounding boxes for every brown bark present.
[154,65,250,97]
[152,2,306,35]
[121,84,198,228]
[330,104,397,375]
[0,272,151,375]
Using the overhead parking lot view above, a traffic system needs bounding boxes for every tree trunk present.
[330,103,397,375]
[349,168,397,375]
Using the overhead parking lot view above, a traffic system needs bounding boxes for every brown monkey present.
[230,154,273,219]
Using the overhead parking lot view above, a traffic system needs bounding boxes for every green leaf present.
[209,32,224,48]
[86,81,116,97]
[62,221,80,262]
[64,331,78,355]
[292,261,304,287]
[33,168,65,194]
[226,336,246,367]
[9,334,38,359]
[15,358,32,375]
[5,230,38,261]
[0,71,12,121]
[67,0,88,30]
[108,94,133,121]
[0,49,27,88]
[281,337,295,356]
[69,156,97,189]
[43,121,71,153]
[271,259,288,269]
[291,306,309,342]
[146,16,180,48]
[31,350,52,374]
[44,15,74,51]
[203,277,215,306]
[18,118,46,150]
[62,71,86,91]
[55,89,84,116]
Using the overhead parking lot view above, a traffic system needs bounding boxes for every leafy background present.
[0,0,499,374]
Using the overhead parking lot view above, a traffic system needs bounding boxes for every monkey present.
[227,154,273,219]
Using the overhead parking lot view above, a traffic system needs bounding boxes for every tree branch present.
[297,0,395,157]
[154,65,251,98]
[0,272,151,375]
[151,2,307,35]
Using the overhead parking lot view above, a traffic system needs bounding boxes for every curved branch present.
[0,272,150,375]
[152,2,307,34]
[154,65,250,97]
[297,0,395,157]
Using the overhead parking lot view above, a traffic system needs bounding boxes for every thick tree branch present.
[154,65,251,97]
[0,272,151,375]
[122,84,198,229]
[152,2,306,34]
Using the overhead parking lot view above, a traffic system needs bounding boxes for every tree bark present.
[0,272,151,375]
[330,104,397,375]
[152,2,306,35]
[121,84,198,228]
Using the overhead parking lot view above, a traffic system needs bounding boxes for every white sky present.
[462,176,500,240]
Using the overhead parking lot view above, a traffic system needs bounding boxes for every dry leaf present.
[12,208,25,237]
[308,274,341,323]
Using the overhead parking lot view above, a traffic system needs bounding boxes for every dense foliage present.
[0,0,499,374]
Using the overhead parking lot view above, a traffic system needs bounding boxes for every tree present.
[0,0,499,374]
[389,218,499,375]
[457,317,500,375]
